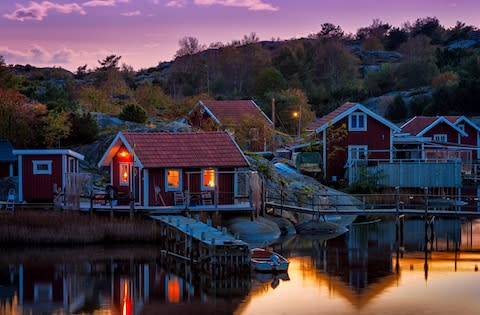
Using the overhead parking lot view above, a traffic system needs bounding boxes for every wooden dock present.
[266,201,480,218]
[151,215,251,275]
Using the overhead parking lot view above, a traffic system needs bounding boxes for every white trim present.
[97,131,144,168]
[250,100,274,126]
[453,116,480,132]
[32,160,52,175]
[315,103,401,133]
[226,131,250,167]
[234,169,238,200]
[347,145,368,162]
[13,149,84,160]
[322,131,327,180]
[62,155,66,191]
[416,116,468,137]
[201,168,216,191]
[165,168,182,192]
[198,101,222,125]
[18,155,23,202]
[348,112,367,131]
[433,134,448,142]
[143,169,149,207]
[119,162,130,186]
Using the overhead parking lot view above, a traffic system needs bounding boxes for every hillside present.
[1,17,480,150]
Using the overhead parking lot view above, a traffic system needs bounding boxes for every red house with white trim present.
[306,102,401,182]
[13,149,84,202]
[189,100,273,152]
[444,116,480,160]
[97,131,251,208]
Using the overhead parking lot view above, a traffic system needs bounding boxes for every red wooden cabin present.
[97,131,250,208]
[13,149,84,202]
[189,100,273,152]
[444,116,480,160]
[306,102,401,182]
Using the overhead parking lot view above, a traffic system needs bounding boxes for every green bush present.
[119,103,147,123]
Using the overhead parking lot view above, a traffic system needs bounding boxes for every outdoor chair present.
[6,188,15,211]
[201,191,213,205]
[174,192,186,206]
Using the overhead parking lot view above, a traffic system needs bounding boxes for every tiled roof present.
[306,102,356,131]
[444,116,461,124]
[123,132,248,168]
[201,100,272,126]
[401,116,442,135]
[0,139,16,162]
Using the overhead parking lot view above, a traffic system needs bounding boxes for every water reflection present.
[0,219,479,315]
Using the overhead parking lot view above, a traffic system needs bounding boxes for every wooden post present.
[129,191,134,220]
[271,97,276,151]
[424,186,429,217]
[395,186,400,215]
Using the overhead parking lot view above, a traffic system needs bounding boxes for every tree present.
[43,111,71,148]
[75,64,88,79]
[316,23,345,40]
[134,82,171,115]
[97,55,121,71]
[385,95,407,122]
[119,103,147,123]
[253,67,286,98]
[384,27,409,50]
[241,32,260,45]
[175,36,206,58]
[67,112,98,145]
[356,19,391,42]
[411,17,445,44]
[431,71,459,89]
[273,88,315,135]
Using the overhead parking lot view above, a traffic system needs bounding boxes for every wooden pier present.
[151,215,251,275]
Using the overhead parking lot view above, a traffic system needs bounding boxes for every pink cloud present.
[194,0,278,11]
[166,0,187,7]
[121,10,141,16]
[3,1,86,21]
[82,0,116,7]
[0,45,75,65]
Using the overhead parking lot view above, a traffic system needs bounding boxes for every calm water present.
[1,218,479,315]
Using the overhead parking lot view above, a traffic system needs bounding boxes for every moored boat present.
[251,248,289,272]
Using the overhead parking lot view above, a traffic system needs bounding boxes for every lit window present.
[202,168,215,190]
[166,169,181,191]
[33,160,52,175]
[433,134,447,142]
[119,163,129,186]
[349,112,367,131]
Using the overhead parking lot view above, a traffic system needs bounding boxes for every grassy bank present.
[0,210,161,245]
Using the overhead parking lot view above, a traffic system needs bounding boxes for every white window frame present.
[119,162,130,186]
[32,160,52,175]
[349,112,367,131]
[201,168,216,191]
[348,145,368,161]
[433,134,447,142]
[165,169,182,192]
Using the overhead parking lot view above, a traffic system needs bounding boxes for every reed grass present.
[0,210,161,245]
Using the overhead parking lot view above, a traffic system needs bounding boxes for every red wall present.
[112,145,133,195]
[423,122,460,143]
[22,155,62,202]
[325,115,391,181]
[147,167,235,206]
[459,123,478,160]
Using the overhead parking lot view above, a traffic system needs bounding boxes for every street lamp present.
[292,107,301,139]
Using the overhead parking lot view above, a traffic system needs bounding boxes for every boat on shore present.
[251,248,289,272]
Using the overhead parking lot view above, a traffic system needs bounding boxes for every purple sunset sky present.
[1,0,479,71]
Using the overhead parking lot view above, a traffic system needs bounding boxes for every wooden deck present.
[77,201,254,213]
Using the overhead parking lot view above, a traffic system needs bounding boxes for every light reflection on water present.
[0,218,479,315]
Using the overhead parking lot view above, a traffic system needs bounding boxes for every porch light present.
[292,111,299,118]
[119,150,129,158]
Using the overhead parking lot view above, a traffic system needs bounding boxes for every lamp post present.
[293,106,302,139]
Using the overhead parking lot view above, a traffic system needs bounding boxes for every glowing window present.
[202,168,215,190]
[119,163,129,186]
[166,169,181,191]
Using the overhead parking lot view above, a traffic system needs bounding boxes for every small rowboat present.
[251,248,289,272]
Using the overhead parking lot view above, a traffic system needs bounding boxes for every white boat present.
[251,248,289,272]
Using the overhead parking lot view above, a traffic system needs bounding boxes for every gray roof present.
[0,140,16,162]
